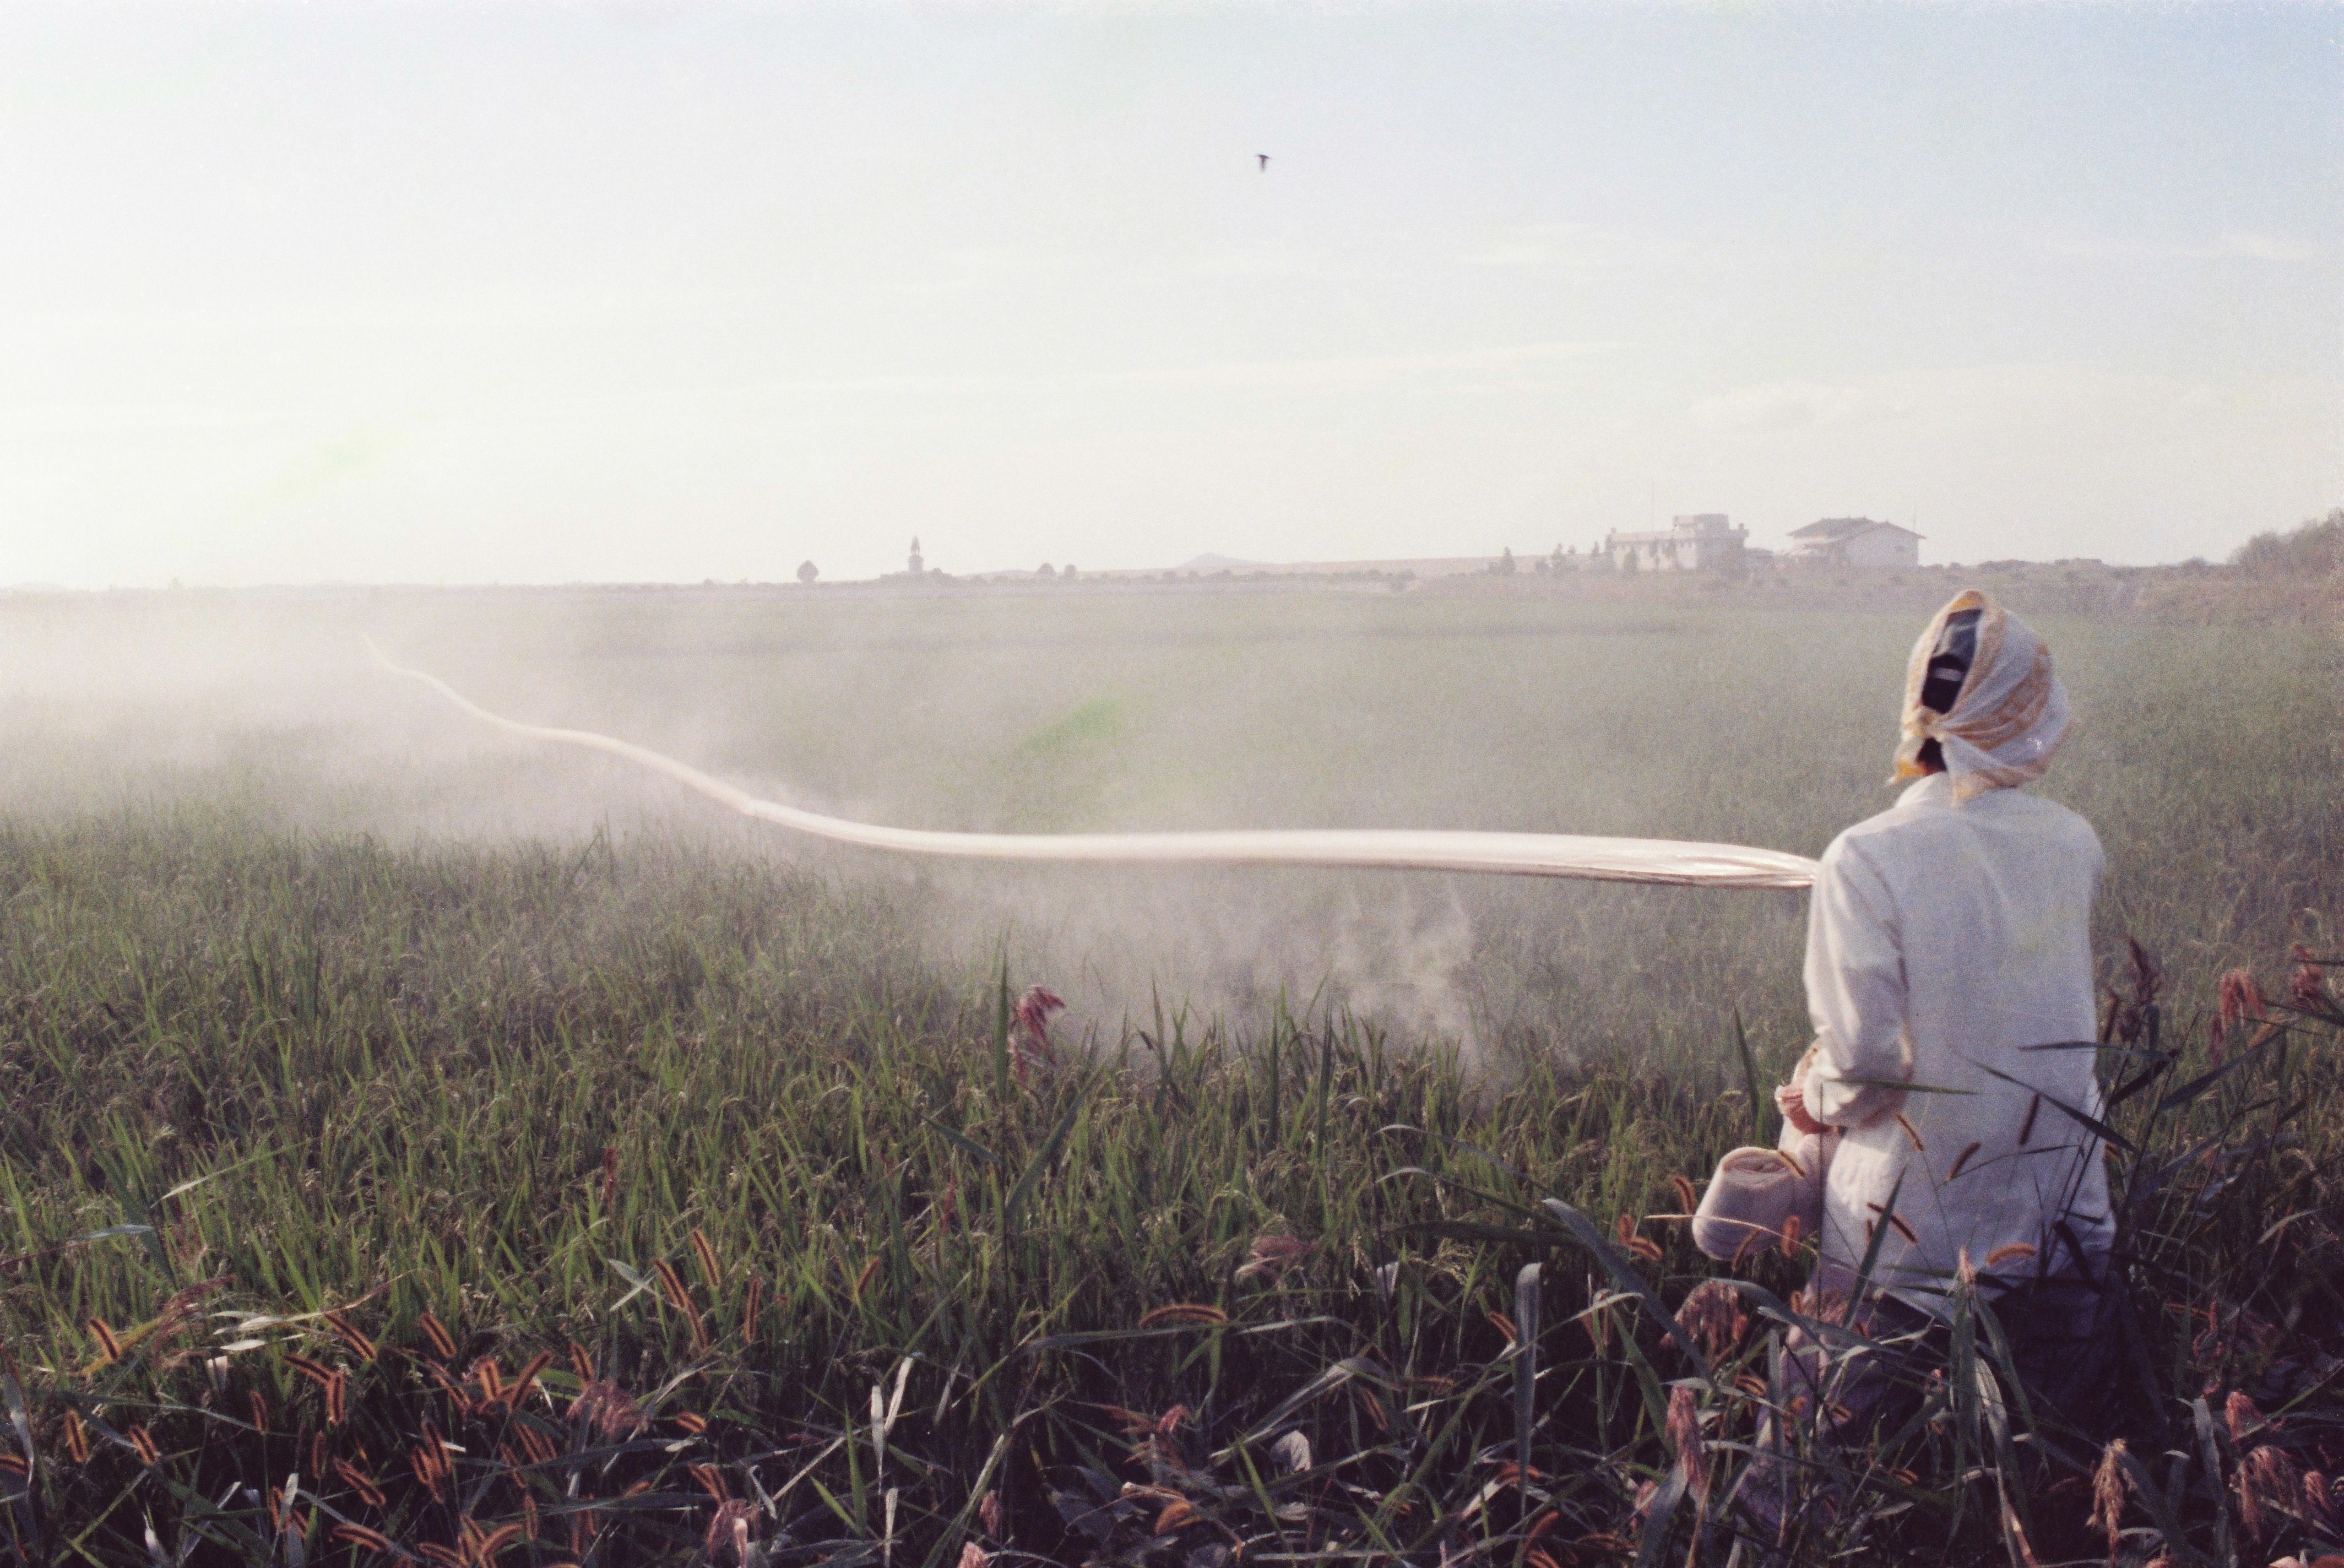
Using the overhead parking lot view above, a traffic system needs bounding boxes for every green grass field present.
[1,583,2338,1566]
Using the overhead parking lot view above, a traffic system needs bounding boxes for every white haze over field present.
[0,588,1842,1048]
[2,2,2338,587]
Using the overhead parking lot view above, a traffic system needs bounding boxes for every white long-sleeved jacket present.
[1802,772,2114,1315]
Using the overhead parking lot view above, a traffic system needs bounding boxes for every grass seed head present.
[2237,1442,2303,1542]
[334,1458,388,1510]
[513,1349,554,1399]
[417,1311,458,1362]
[2303,1470,2337,1533]
[1665,1385,1708,1501]
[329,1522,394,1555]
[2289,946,2331,1010]
[690,1227,722,1289]
[322,1310,376,1363]
[1729,1224,1767,1269]
[1235,1229,1311,1281]
[1009,985,1067,1084]
[1673,1280,1747,1361]
[571,1379,647,1440]
[706,1498,756,1565]
[1012,984,1065,1038]
[741,1276,765,1343]
[1614,1212,1664,1264]
[2216,967,2267,1052]
[2087,1439,2129,1561]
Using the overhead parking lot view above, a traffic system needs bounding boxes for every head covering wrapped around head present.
[1892,590,2071,802]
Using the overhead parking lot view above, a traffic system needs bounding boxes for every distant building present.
[1603,514,1748,573]
[907,536,925,574]
[1786,518,1923,568]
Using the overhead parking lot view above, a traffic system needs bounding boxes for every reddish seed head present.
[2303,1470,2337,1532]
[1673,1280,1747,1361]
[2236,1443,2302,1543]
[1008,986,1067,1085]
[2215,967,2266,1049]
[1013,985,1066,1037]
[571,1379,648,1440]
[2291,951,2330,1009]
[1665,1386,1709,1502]
[703,1499,756,1565]
[1669,1174,1699,1214]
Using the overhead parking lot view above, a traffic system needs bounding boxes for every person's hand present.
[1775,1041,1827,1136]
[1775,1079,1827,1137]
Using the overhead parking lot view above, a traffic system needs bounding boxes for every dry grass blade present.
[1136,1304,1228,1329]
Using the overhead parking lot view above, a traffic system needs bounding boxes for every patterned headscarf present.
[1891,590,2072,802]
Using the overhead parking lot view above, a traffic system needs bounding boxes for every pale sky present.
[3,2,2337,587]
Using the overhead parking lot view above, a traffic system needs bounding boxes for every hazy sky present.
[4,2,2337,587]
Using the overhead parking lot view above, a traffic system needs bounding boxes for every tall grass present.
[1,811,2338,1565]
[1,592,2338,1564]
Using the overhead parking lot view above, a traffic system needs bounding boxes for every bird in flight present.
[1256,153,1270,171]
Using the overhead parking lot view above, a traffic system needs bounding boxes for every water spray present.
[369,640,1820,891]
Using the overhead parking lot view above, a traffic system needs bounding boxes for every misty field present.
[2,583,2340,1566]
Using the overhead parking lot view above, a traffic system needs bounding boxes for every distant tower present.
[907,536,924,574]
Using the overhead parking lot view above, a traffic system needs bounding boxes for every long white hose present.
[371,642,1820,891]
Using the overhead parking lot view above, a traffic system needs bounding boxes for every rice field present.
[1,580,2338,1566]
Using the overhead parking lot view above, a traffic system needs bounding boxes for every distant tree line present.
[2231,507,2343,578]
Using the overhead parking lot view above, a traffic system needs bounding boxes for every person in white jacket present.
[1781,589,2115,1311]
[1745,590,2122,1544]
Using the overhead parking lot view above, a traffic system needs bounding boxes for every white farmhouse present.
[1786,517,1923,568]
[1603,513,1748,573]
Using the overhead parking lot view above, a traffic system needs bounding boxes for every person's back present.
[1806,771,2113,1309]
